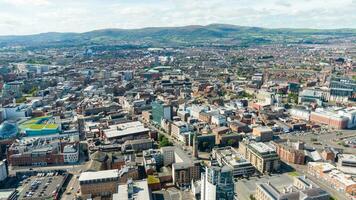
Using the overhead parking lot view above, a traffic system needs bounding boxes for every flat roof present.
[249,142,275,153]
[308,162,335,172]
[114,180,150,200]
[215,147,251,166]
[103,121,150,139]
[339,154,356,162]
[329,170,355,186]
[79,170,118,182]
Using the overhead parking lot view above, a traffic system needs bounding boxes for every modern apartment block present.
[201,166,235,200]
[212,146,255,177]
[239,141,280,174]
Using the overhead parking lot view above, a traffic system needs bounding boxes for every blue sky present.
[0,0,355,35]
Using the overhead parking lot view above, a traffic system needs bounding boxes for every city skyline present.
[0,0,355,36]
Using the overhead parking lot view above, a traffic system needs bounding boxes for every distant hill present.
[0,24,355,48]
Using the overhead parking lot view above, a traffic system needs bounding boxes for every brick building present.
[272,140,305,165]
[79,170,119,198]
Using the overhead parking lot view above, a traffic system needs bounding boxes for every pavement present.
[61,174,81,200]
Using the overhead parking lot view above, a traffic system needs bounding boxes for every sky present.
[0,0,355,35]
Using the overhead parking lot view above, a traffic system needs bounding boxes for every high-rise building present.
[151,101,172,125]
[201,166,235,200]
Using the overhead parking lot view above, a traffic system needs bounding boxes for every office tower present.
[151,101,172,124]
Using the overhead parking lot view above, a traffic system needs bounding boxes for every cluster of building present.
[308,162,356,196]
[0,36,355,200]
[255,176,330,200]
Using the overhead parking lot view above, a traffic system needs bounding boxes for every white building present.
[63,144,79,163]
[170,121,192,144]
[2,104,31,120]
[114,179,152,200]
[337,107,356,128]
[290,108,311,121]
[212,147,255,177]
[211,114,227,127]
[189,105,209,119]
[103,121,150,141]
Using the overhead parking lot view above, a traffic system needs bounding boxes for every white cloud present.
[1,0,50,6]
[0,0,355,35]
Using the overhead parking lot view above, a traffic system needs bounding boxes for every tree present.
[288,93,298,103]
[227,139,236,147]
[159,136,173,147]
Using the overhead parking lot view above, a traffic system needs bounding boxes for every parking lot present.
[280,129,356,154]
[18,172,67,199]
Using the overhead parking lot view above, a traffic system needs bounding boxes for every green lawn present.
[288,171,300,177]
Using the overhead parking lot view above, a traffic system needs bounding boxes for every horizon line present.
[1,23,356,37]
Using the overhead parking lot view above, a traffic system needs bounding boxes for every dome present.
[0,121,18,139]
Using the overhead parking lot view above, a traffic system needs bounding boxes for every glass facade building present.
[151,101,172,124]
[201,166,235,200]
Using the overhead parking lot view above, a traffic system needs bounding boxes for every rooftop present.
[114,180,151,200]
[308,162,336,172]
[214,147,251,166]
[249,142,275,153]
[103,121,149,139]
[79,169,119,182]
